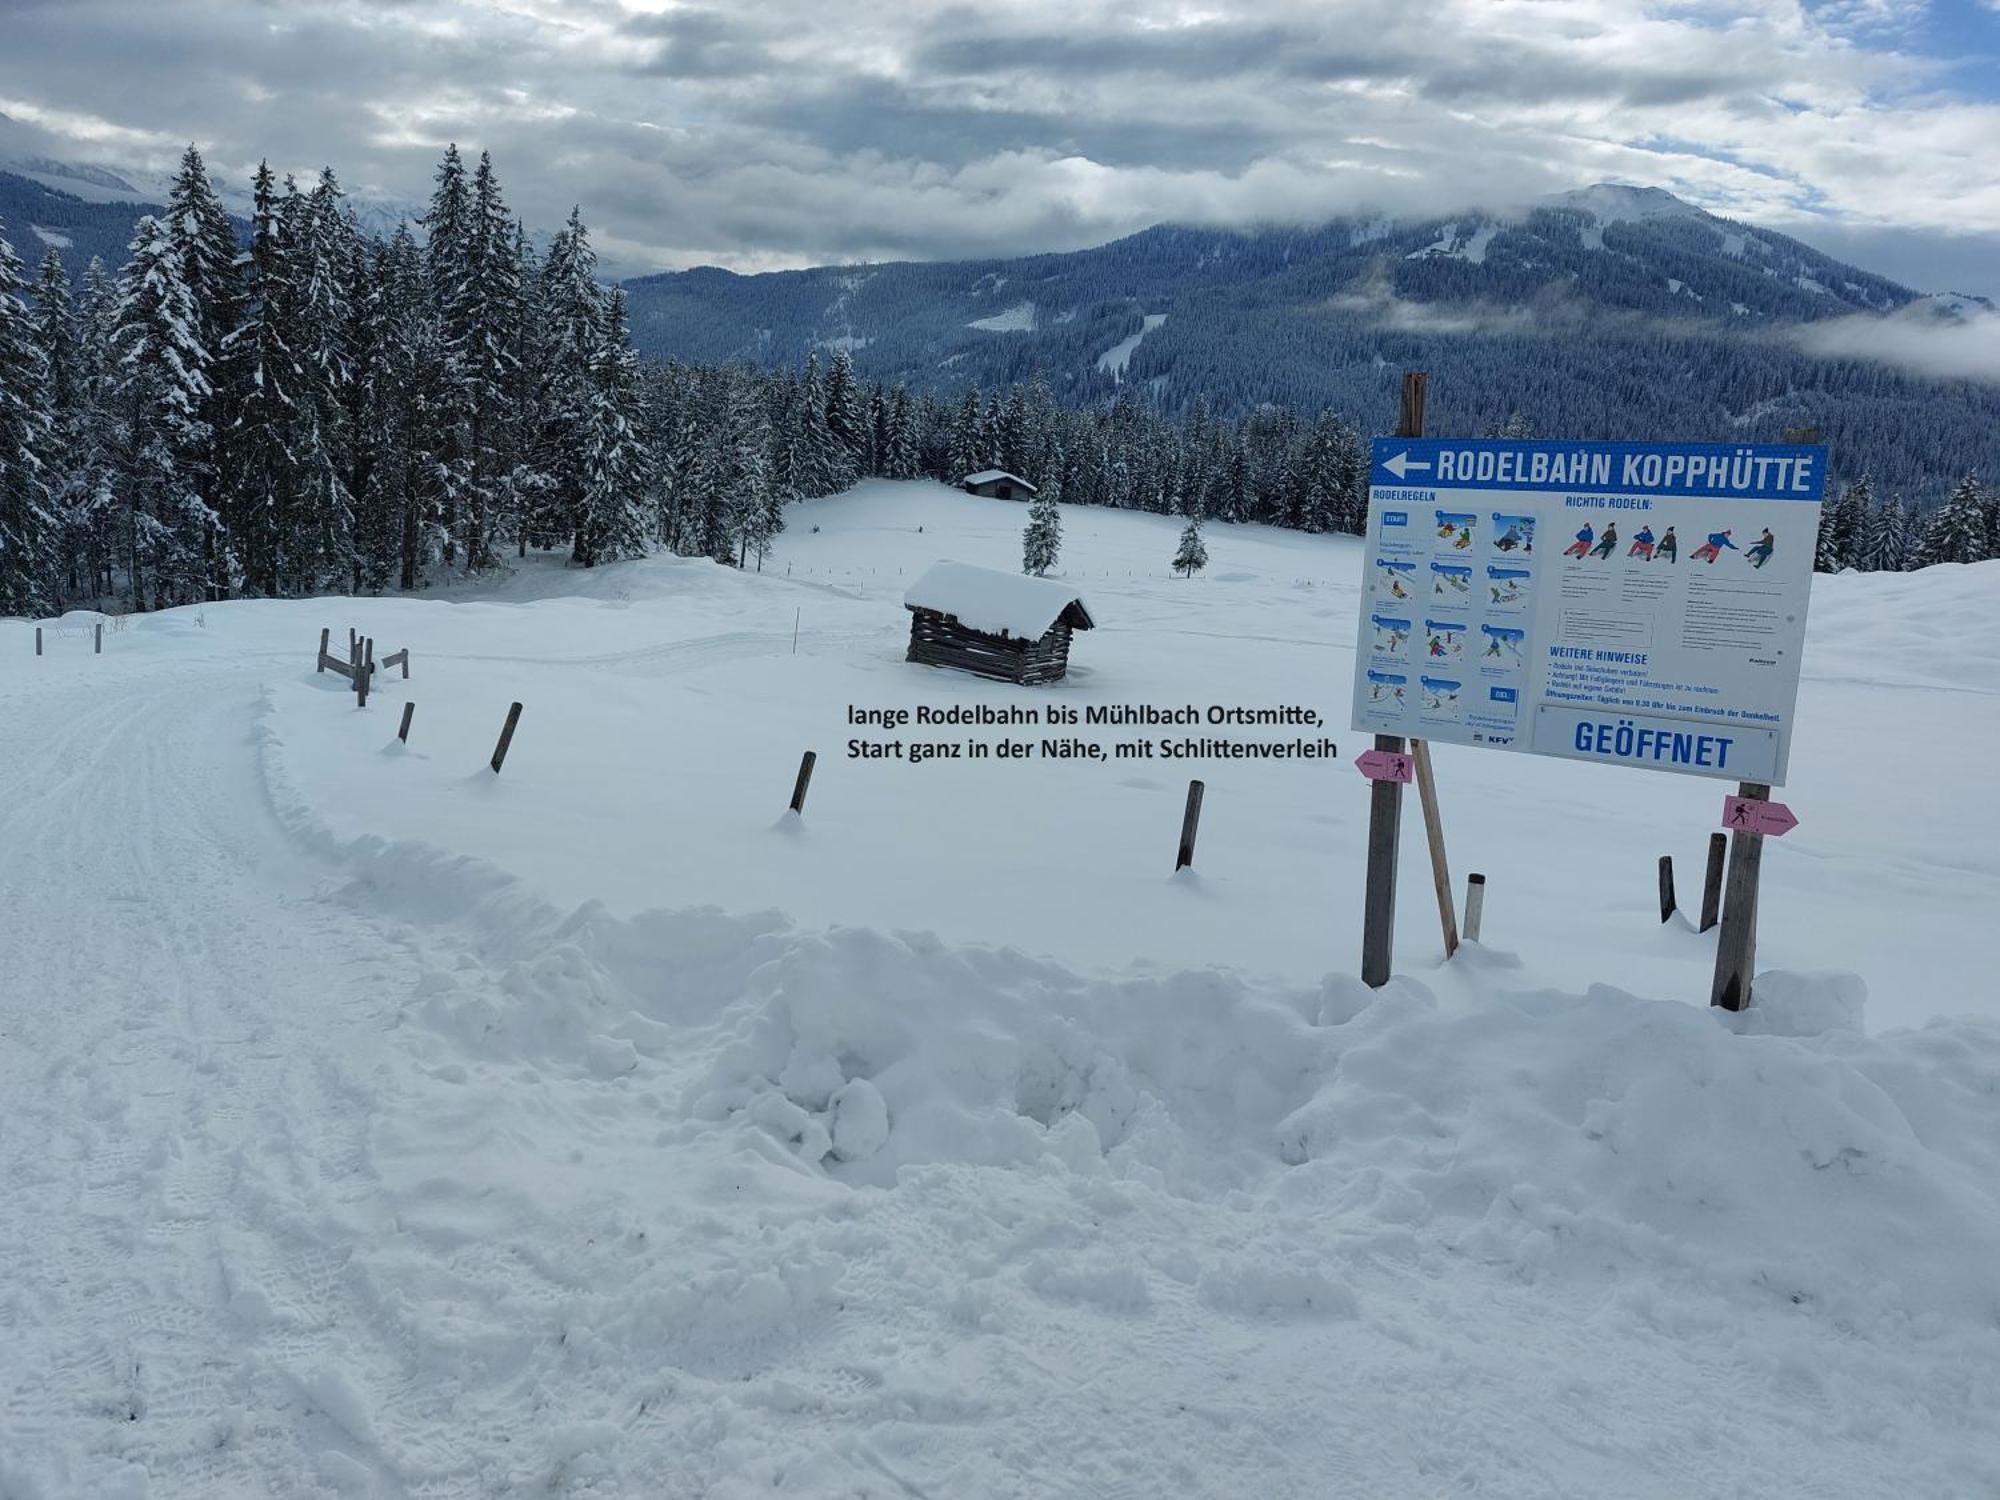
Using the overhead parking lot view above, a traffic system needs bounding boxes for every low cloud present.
[1791,303,2000,382]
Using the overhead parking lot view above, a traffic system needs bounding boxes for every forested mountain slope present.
[623,186,1999,508]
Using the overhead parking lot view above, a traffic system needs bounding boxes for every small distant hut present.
[960,469,1038,501]
[903,561,1095,685]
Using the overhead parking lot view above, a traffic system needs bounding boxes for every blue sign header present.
[1370,437,1827,503]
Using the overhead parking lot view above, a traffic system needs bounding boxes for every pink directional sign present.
[1721,796,1798,836]
[1356,748,1415,783]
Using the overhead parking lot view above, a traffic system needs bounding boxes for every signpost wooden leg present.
[1410,740,1458,957]
[1360,370,1429,989]
[1362,734,1405,987]
[1710,780,1770,1010]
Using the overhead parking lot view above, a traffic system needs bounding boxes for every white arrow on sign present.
[1380,451,1433,481]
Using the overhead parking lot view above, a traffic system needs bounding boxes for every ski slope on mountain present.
[2,481,1998,1498]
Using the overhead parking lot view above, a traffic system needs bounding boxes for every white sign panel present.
[1351,438,1826,785]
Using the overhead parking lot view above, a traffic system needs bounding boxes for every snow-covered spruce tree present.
[0,222,55,615]
[1862,492,1911,574]
[111,214,217,609]
[220,163,304,597]
[65,257,120,601]
[725,368,777,568]
[573,289,653,567]
[459,151,524,561]
[824,349,864,485]
[27,248,80,604]
[948,387,982,481]
[535,207,606,560]
[1022,469,1062,576]
[281,169,360,595]
[1913,475,1989,567]
[795,352,847,498]
[885,385,920,480]
[1173,515,1208,578]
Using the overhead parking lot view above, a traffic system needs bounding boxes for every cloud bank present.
[0,0,1995,287]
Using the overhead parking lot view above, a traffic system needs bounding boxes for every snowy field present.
[2,480,1998,1497]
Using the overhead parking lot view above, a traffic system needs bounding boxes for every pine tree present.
[220,163,305,596]
[0,222,55,615]
[875,384,916,480]
[536,207,606,558]
[824,349,863,484]
[1173,516,1208,578]
[1022,469,1062,576]
[68,257,121,600]
[1863,493,1911,573]
[795,352,845,497]
[111,214,217,608]
[26,248,79,603]
[1914,475,1990,567]
[574,289,652,567]
[949,387,982,481]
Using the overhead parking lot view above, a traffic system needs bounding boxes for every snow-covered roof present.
[961,469,1039,492]
[904,561,1095,637]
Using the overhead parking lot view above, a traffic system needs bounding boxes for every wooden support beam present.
[1659,855,1677,923]
[1710,780,1770,1010]
[1411,739,1458,957]
[397,702,414,744]
[318,627,330,672]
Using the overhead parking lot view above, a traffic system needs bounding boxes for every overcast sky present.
[2,0,1997,294]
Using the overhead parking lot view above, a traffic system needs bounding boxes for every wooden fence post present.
[1362,369,1427,988]
[1175,779,1206,871]
[1699,832,1727,933]
[490,703,523,774]
[1659,855,1677,923]
[789,750,817,814]
[1411,740,1459,957]
[35,627,41,656]
[94,622,102,654]
[355,640,371,709]
[1710,779,1770,1010]
[318,627,330,671]
[397,702,414,744]
[1463,872,1486,943]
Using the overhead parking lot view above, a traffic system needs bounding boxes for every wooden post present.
[1410,739,1458,957]
[1710,779,1770,1010]
[490,703,523,774]
[350,627,357,654]
[355,639,370,709]
[1175,779,1205,871]
[1658,855,1677,923]
[1361,370,1428,987]
[365,637,375,674]
[400,650,409,681]
[35,627,41,656]
[1699,832,1727,933]
[318,627,330,671]
[94,622,102,654]
[789,750,817,814]
[397,702,414,743]
[1463,872,1486,943]
[793,608,801,655]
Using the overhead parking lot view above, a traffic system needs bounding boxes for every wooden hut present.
[903,561,1095,685]
[960,469,1038,501]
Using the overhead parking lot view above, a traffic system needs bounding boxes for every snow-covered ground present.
[3,480,1998,1497]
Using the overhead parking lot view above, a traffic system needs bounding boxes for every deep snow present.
[2,480,1998,1498]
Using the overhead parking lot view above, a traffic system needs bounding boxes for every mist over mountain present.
[623,185,2000,508]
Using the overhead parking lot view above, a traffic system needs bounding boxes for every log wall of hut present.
[906,609,1075,684]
